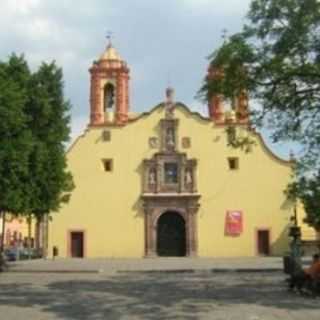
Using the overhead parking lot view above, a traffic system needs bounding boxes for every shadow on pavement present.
[0,272,319,320]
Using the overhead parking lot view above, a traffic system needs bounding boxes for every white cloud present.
[182,0,251,15]
[2,0,41,15]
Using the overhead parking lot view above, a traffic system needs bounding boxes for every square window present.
[228,157,239,170]
[102,130,111,141]
[102,159,113,172]
[164,162,178,183]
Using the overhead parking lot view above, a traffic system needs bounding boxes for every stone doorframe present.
[142,195,200,257]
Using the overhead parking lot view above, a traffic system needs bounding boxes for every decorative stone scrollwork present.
[165,127,175,151]
[160,119,178,153]
[165,103,175,119]
[149,137,158,149]
[143,153,197,194]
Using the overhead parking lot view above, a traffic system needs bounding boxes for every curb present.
[5,268,284,274]
[6,269,100,274]
[118,268,283,274]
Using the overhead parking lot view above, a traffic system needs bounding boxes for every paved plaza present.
[0,260,319,320]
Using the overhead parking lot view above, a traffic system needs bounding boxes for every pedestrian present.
[289,253,320,292]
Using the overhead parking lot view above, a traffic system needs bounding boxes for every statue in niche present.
[185,168,193,186]
[148,168,156,185]
[166,127,175,149]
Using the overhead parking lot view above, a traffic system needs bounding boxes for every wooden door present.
[70,232,84,258]
[157,211,186,257]
[257,230,270,256]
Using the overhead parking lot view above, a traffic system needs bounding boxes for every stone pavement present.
[0,271,319,320]
[5,257,307,274]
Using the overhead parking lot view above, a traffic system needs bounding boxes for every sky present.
[0,0,297,159]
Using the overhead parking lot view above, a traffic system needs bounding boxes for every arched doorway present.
[156,211,186,257]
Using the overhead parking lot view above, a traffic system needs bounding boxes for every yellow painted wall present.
[297,202,318,242]
[49,104,301,257]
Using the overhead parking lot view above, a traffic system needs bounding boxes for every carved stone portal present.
[142,195,200,257]
[141,113,200,257]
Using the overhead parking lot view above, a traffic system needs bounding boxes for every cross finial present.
[221,28,228,42]
[106,31,113,48]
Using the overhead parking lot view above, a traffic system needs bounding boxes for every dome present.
[100,44,122,61]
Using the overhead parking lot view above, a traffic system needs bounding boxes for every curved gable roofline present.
[251,130,293,167]
[67,103,293,168]
[127,102,292,167]
[67,126,90,154]
[127,102,212,123]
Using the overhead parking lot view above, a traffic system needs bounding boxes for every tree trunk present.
[35,216,40,251]
[0,211,6,253]
[0,211,6,270]
[42,214,49,258]
[27,214,32,259]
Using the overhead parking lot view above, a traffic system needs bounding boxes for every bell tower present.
[206,65,249,125]
[89,39,130,125]
[207,65,224,124]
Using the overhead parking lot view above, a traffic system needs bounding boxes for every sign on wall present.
[225,210,243,236]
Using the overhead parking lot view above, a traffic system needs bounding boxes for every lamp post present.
[289,201,302,271]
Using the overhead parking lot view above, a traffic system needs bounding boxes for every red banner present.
[225,210,243,235]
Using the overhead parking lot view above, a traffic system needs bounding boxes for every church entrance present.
[156,211,186,257]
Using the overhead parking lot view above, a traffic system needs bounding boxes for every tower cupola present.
[89,40,130,125]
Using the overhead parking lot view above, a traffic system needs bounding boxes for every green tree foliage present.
[199,0,320,229]
[0,55,33,256]
[26,62,74,218]
[0,55,33,215]
[287,170,320,230]
[0,54,73,257]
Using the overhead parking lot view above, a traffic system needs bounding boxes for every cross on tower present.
[221,28,228,42]
[106,31,113,47]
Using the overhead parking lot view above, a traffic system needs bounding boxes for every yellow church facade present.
[48,42,317,258]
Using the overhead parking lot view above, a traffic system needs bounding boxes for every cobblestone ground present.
[0,271,319,320]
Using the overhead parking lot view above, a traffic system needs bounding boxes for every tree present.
[0,55,74,264]
[0,55,33,256]
[199,0,320,229]
[25,62,74,255]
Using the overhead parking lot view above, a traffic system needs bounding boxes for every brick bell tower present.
[89,39,130,125]
[206,65,249,125]
[207,65,224,124]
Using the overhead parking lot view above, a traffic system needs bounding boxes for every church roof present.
[100,43,122,61]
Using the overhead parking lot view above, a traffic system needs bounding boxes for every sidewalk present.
[6,256,308,274]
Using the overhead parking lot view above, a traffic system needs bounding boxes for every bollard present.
[53,246,58,260]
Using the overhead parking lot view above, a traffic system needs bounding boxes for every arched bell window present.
[104,83,115,112]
